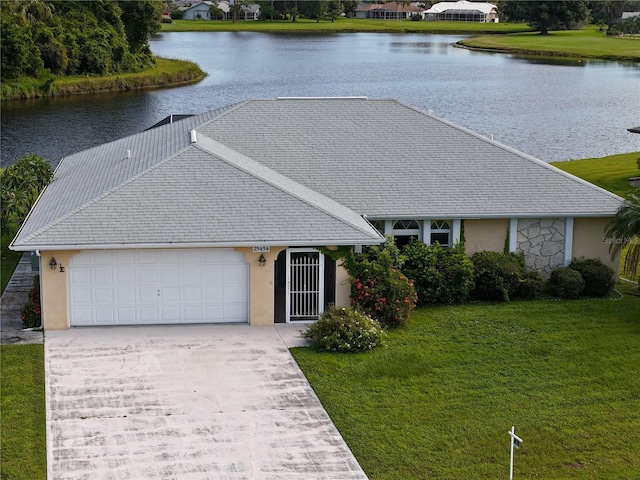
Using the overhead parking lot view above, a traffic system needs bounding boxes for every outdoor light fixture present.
[49,258,57,270]
[258,254,266,266]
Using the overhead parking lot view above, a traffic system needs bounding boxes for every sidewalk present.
[0,254,43,345]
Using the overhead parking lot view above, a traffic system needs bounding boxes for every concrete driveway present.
[45,325,368,480]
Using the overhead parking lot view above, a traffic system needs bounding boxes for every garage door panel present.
[94,269,114,286]
[69,249,248,326]
[71,267,92,285]
[116,288,136,303]
[204,287,224,302]
[94,289,114,303]
[93,251,113,265]
[183,307,203,322]
[205,305,225,322]
[71,308,92,324]
[139,308,158,323]
[136,251,158,264]
[139,287,158,303]
[114,250,135,264]
[117,308,136,323]
[95,308,115,324]
[160,307,180,322]
[226,305,248,322]
[224,265,246,283]
[117,268,136,286]
[137,267,157,284]
[181,265,201,284]
[71,288,92,305]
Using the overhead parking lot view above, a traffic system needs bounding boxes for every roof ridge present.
[394,99,624,203]
[12,143,196,247]
[193,134,381,240]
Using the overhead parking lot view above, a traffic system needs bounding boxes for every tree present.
[118,0,163,53]
[299,0,328,21]
[605,190,640,282]
[1,154,54,236]
[498,1,589,34]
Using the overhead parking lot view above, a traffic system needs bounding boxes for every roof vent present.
[190,130,197,144]
[126,149,131,159]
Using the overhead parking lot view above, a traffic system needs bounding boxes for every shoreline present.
[0,57,206,102]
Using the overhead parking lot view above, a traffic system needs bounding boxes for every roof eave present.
[9,237,385,252]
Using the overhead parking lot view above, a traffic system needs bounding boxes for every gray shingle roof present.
[11,98,622,250]
[197,98,623,218]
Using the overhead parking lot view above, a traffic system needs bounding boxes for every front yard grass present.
[292,288,640,479]
[0,344,46,480]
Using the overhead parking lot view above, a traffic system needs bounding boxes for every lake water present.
[1,32,639,167]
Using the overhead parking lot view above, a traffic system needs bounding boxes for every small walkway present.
[1,254,43,345]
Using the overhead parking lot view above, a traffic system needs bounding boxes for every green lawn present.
[551,151,640,198]
[292,288,640,479]
[0,344,46,480]
[458,27,640,61]
[162,17,531,34]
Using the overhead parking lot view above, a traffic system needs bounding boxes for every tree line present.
[496,0,640,34]
[1,0,163,81]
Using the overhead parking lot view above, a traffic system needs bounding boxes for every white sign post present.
[508,426,522,480]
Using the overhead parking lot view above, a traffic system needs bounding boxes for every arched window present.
[392,220,421,249]
[430,220,451,247]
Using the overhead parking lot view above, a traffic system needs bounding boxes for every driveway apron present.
[45,325,368,479]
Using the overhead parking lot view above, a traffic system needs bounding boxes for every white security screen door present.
[286,249,324,322]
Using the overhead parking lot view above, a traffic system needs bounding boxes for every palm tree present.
[605,189,640,282]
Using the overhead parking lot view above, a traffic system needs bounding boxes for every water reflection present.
[1,32,638,167]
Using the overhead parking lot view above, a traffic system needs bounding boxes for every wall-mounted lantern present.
[258,254,266,266]
[49,258,57,270]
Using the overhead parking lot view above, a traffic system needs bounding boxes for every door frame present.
[285,248,325,323]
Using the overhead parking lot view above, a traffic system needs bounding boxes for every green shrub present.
[549,267,585,299]
[345,237,416,327]
[470,251,526,302]
[20,275,41,328]
[402,241,475,305]
[301,306,386,352]
[568,257,616,297]
[515,270,545,300]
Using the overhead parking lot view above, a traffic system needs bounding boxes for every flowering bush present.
[344,238,416,327]
[301,306,386,352]
[21,275,41,328]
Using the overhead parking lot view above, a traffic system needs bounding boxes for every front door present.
[286,249,324,322]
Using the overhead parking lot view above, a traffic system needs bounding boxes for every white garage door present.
[68,249,248,326]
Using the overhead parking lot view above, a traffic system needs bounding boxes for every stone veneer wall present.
[517,218,565,278]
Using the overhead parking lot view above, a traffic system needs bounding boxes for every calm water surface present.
[2,32,639,167]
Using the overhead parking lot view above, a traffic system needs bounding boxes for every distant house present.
[241,3,260,20]
[425,1,498,22]
[12,98,622,330]
[355,2,425,20]
[181,1,215,19]
[621,12,640,20]
[180,1,259,20]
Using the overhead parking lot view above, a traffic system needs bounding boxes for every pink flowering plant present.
[344,237,416,327]
[20,275,41,328]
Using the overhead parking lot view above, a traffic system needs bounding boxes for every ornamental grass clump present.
[301,306,386,353]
